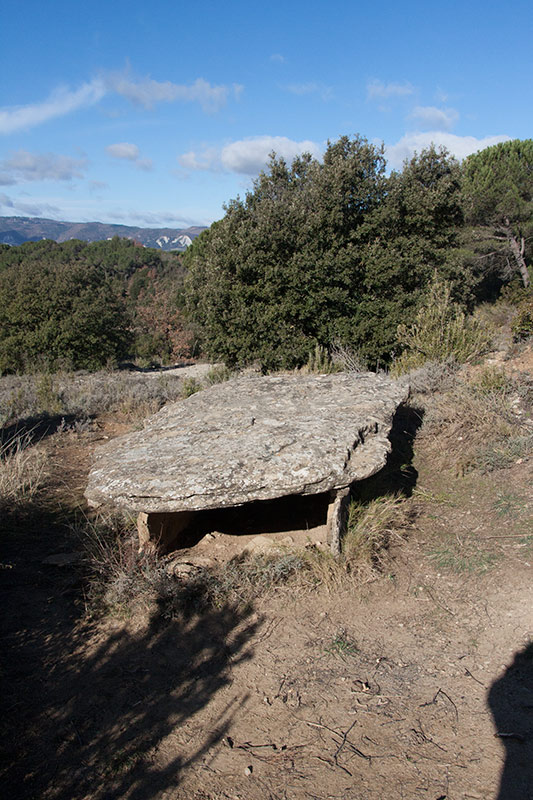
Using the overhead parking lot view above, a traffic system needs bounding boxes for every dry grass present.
[0,434,49,513]
[412,363,533,474]
[0,367,227,430]
[296,495,412,591]
[79,496,411,617]
[343,495,409,567]
[76,513,168,615]
[78,511,309,617]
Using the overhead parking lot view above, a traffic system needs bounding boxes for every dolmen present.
[85,372,409,555]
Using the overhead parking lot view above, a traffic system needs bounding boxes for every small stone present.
[245,536,276,553]
[244,766,253,776]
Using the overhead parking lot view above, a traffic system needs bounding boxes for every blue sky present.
[1,0,531,228]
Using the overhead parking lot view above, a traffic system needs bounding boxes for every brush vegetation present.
[2,134,533,616]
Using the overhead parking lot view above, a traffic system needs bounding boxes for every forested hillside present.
[0,237,192,373]
[1,136,532,376]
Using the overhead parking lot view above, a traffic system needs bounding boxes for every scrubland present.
[1,296,532,799]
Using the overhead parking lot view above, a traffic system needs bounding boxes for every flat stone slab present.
[85,372,409,515]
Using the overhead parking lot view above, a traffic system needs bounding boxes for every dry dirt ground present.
[1,361,533,800]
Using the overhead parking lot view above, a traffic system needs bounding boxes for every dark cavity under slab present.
[137,490,336,554]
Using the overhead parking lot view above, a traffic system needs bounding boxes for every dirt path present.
[1,379,532,799]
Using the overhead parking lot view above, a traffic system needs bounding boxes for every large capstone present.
[85,372,409,553]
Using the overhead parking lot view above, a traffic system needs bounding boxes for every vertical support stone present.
[326,487,351,557]
[137,510,194,553]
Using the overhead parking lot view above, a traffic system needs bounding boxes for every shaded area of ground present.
[0,511,259,800]
[489,643,533,799]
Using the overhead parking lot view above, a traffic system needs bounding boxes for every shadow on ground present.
[351,401,424,502]
[488,642,533,800]
[1,413,80,449]
[0,510,258,800]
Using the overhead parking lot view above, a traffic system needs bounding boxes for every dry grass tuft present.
[0,434,49,513]
[412,364,533,474]
[79,512,309,617]
[343,495,410,574]
[76,513,167,615]
[79,496,412,617]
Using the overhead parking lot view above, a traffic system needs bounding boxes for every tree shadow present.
[0,511,259,799]
[1,413,79,450]
[488,642,533,799]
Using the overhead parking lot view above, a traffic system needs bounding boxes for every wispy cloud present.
[0,80,106,134]
[409,105,459,131]
[0,192,62,217]
[0,150,88,185]
[367,79,415,100]
[107,73,242,113]
[108,208,206,227]
[286,82,332,101]
[386,132,511,169]
[0,72,243,135]
[179,135,322,176]
[106,142,153,171]
[270,53,286,64]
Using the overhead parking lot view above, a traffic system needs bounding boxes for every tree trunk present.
[504,219,530,288]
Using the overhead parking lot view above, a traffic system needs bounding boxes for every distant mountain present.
[0,216,207,251]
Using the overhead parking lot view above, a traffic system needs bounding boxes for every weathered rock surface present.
[85,372,408,515]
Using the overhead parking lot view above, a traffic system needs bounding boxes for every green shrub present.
[393,279,491,374]
[204,364,234,385]
[181,377,203,398]
[512,297,533,341]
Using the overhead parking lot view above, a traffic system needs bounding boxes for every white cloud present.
[385,132,511,169]
[125,211,203,228]
[106,142,153,171]
[135,158,153,172]
[106,142,140,160]
[221,137,322,174]
[409,105,459,131]
[179,136,322,176]
[178,147,220,171]
[0,80,106,135]
[367,79,415,100]
[108,74,240,113]
[0,73,242,135]
[0,192,62,217]
[0,150,88,185]
[286,82,332,101]
[270,53,286,64]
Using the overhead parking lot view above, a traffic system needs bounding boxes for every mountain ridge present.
[0,216,207,251]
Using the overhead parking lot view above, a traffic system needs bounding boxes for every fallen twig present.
[420,688,459,723]
[495,732,526,742]
[423,585,456,616]
[464,668,485,687]
[304,718,371,764]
